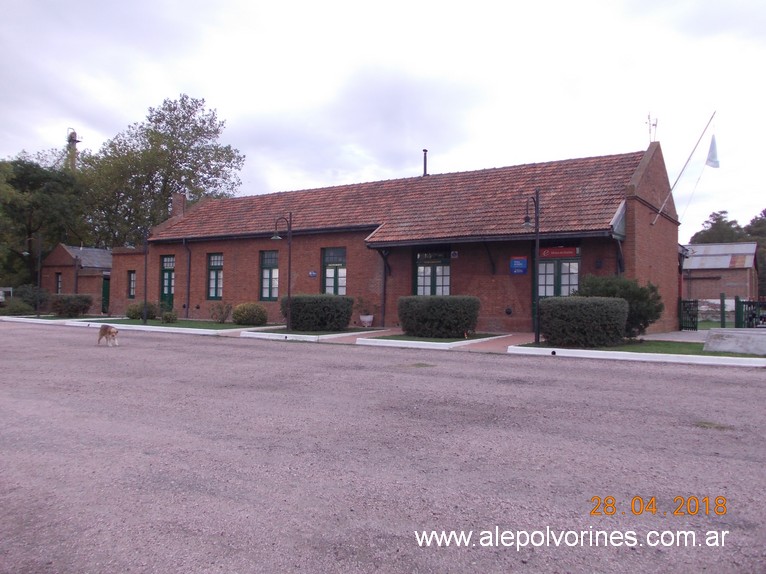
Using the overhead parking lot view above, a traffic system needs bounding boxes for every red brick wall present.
[110,232,673,332]
[621,144,680,333]
[683,268,758,300]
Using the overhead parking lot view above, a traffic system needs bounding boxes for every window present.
[415,250,450,295]
[322,247,346,295]
[127,270,136,299]
[55,272,62,294]
[260,250,279,301]
[538,259,579,297]
[207,253,223,300]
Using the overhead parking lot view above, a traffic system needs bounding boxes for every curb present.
[505,346,766,367]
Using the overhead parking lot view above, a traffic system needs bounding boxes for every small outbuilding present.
[681,242,760,321]
[41,244,113,314]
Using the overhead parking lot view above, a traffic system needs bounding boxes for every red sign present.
[539,247,579,259]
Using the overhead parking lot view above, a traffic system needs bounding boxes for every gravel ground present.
[1,321,764,573]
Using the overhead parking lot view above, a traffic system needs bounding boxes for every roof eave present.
[366,229,616,249]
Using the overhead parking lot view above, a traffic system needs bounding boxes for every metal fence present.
[679,299,698,331]
[736,298,766,328]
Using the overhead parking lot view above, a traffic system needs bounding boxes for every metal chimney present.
[422,149,428,176]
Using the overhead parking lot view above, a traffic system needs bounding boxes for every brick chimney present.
[171,193,187,217]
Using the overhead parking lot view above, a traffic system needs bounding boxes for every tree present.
[0,159,86,286]
[689,211,748,244]
[744,209,766,298]
[81,94,245,247]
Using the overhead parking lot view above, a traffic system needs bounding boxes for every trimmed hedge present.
[281,294,353,331]
[51,294,93,318]
[398,296,480,338]
[539,296,628,347]
[232,302,268,326]
[126,302,160,320]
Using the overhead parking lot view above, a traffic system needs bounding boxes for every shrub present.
[209,301,233,323]
[574,275,664,337]
[281,294,353,331]
[126,302,160,320]
[398,296,480,338]
[50,294,93,318]
[0,298,35,316]
[14,284,50,309]
[161,310,178,323]
[232,302,268,326]
[539,297,628,347]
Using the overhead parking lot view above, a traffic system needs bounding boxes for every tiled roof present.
[62,245,112,268]
[150,148,650,246]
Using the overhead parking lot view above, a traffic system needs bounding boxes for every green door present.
[160,255,175,311]
[101,275,110,314]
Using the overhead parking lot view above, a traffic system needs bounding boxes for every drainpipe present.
[183,238,192,318]
[377,249,391,326]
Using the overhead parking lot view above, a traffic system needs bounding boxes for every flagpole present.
[651,111,716,226]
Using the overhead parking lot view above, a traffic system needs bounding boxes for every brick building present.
[681,242,759,300]
[41,244,112,314]
[110,142,680,333]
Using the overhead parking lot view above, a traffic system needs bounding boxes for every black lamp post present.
[142,229,149,325]
[271,212,293,331]
[523,188,541,344]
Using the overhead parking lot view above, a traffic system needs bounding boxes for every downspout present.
[377,249,391,326]
[183,239,192,318]
[614,238,625,274]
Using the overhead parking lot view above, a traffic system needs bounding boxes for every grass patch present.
[87,318,246,330]
[603,340,764,358]
[381,333,497,343]
[264,327,383,336]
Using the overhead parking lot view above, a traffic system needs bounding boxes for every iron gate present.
[679,299,698,331]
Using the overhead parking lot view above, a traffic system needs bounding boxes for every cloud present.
[229,67,482,192]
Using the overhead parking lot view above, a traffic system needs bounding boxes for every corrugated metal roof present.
[683,242,757,270]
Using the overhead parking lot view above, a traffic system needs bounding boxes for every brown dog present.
[97,325,119,347]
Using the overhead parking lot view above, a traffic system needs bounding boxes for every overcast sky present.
[2,0,764,243]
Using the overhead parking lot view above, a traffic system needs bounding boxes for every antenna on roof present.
[646,114,658,143]
[422,149,429,177]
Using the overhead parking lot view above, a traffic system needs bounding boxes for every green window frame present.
[538,259,579,297]
[207,253,223,300]
[260,250,279,301]
[415,250,450,296]
[127,270,136,299]
[321,247,347,295]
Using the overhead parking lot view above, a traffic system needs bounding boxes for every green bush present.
[209,301,233,323]
[574,275,664,337]
[0,298,35,316]
[397,296,480,338]
[281,294,353,331]
[232,302,268,326]
[50,294,93,318]
[161,310,178,323]
[539,297,628,347]
[126,302,160,320]
[14,284,50,309]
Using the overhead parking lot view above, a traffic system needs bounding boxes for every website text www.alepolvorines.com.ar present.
[415,526,730,551]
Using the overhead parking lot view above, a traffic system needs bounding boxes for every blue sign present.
[510,257,528,275]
